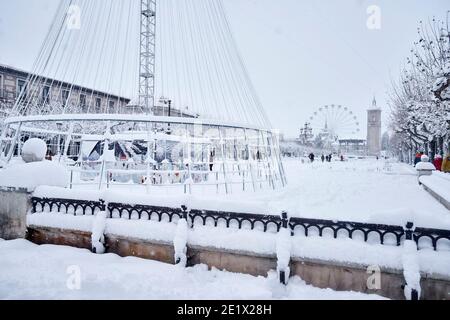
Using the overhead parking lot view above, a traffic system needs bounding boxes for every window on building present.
[108,100,115,113]
[95,97,102,113]
[42,86,51,104]
[0,74,4,98]
[79,94,87,113]
[61,90,70,107]
[17,79,27,99]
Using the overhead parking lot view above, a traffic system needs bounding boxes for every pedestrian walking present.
[414,152,423,166]
[209,149,215,171]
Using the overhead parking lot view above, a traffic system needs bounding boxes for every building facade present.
[0,64,132,117]
[367,98,382,156]
[0,64,199,120]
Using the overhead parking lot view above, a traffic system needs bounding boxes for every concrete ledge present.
[24,225,450,300]
[0,189,32,240]
[188,245,277,277]
[27,226,92,250]
[291,259,405,300]
[421,184,450,210]
[106,234,175,264]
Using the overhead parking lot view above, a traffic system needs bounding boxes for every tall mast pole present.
[139,0,156,115]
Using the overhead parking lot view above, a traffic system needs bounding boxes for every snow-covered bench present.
[419,173,450,211]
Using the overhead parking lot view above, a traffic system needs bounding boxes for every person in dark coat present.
[308,153,315,163]
[414,152,423,166]
[321,154,325,163]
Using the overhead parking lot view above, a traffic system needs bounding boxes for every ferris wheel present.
[308,104,361,140]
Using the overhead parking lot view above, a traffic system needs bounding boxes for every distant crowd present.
[308,153,346,163]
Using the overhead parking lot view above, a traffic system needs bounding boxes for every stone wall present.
[25,225,450,300]
[0,188,31,240]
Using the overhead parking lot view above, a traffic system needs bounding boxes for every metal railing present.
[30,196,450,251]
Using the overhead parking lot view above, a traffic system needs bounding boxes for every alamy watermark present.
[66,265,82,290]
[367,265,381,290]
[67,5,81,30]
[366,5,381,30]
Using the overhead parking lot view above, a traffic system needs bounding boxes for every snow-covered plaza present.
[0,239,385,300]
[1,157,449,300]
[1,0,450,304]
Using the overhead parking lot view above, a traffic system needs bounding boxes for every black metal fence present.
[31,196,450,251]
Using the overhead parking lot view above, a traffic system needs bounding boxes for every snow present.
[26,212,450,278]
[34,186,101,202]
[415,162,436,171]
[276,228,291,278]
[173,219,189,267]
[0,161,69,191]
[27,212,94,232]
[91,211,107,254]
[27,159,450,229]
[21,138,47,163]
[419,173,450,202]
[402,240,421,300]
[0,239,386,300]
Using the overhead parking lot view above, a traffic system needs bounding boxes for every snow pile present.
[416,162,436,171]
[0,239,386,300]
[276,227,292,284]
[419,174,450,203]
[34,186,100,202]
[91,211,107,254]
[416,155,436,171]
[368,208,415,228]
[27,212,94,232]
[402,240,421,300]
[0,161,69,191]
[173,219,189,267]
[21,138,47,163]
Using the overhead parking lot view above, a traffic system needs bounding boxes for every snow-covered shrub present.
[21,138,47,163]
[91,211,107,254]
[173,218,188,267]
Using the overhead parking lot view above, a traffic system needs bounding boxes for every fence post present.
[402,221,420,300]
[405,221,414,241]
[69,169,73,189]
[174,205,190,267]
[181,205,192,228]
[277,211,291,285]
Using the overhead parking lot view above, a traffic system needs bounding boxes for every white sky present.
[0,0,449,137]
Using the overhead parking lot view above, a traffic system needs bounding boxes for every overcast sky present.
[0,0,449,137]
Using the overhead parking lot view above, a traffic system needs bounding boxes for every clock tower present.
[367,97,382,156]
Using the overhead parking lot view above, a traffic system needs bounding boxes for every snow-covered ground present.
[0,239,386,300]
[37,158,449,229]
[263,159,450,229]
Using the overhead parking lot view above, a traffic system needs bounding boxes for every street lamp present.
[56,121,63,161]
[160,97,172,135]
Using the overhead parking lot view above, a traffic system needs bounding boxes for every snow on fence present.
[28,194,450,299]
[30,196,450,252]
